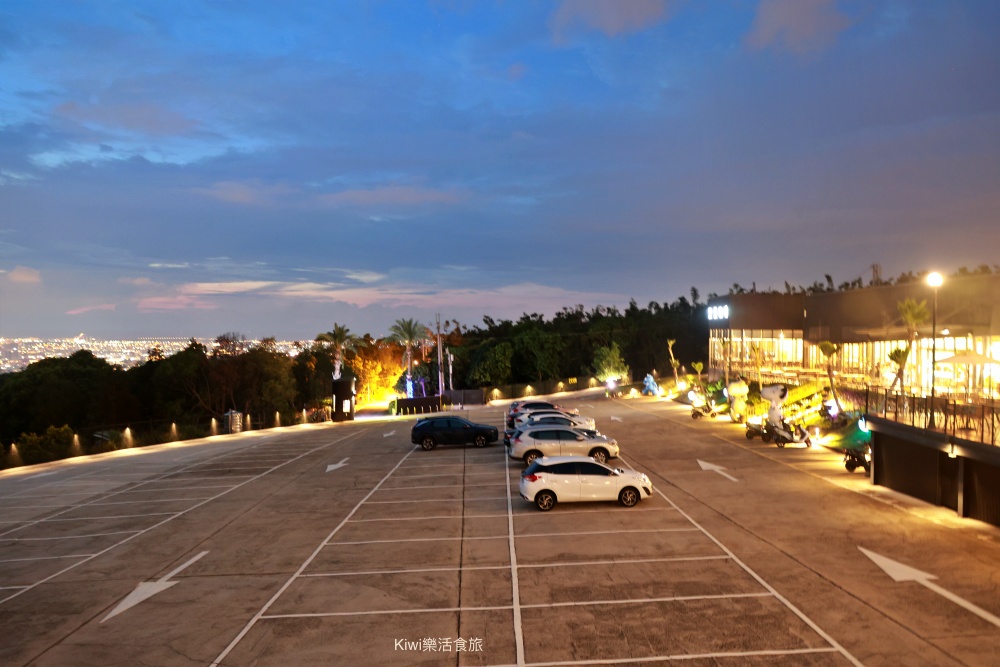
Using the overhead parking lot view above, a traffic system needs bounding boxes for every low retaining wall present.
[867,416,1000,527]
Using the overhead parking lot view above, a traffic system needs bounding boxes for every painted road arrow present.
[383,430,396,438]
[326,457,350,473]
[610,416,623,422]
[697,460,739,482]
[102,551,208,623]
[859,547,1000,628]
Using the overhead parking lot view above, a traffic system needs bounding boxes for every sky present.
[1,0,999,341]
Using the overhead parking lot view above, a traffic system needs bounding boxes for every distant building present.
[706,273,1000,398]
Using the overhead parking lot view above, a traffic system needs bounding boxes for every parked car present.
[507,426,618,465]
[507,401,579,427]
[504,423,601,447]
[411,417,499,450]
[519,455,653,511]
[513,411,596,430]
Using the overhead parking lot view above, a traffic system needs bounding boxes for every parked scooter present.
[844,444,871,474]
[770,420,812,448]
[744,417,772,442]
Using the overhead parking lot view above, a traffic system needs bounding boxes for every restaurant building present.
[706,272,1000,399]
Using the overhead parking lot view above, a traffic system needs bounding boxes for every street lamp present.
[927,271,943,429]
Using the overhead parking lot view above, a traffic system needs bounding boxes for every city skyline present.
[2,1,1000,340]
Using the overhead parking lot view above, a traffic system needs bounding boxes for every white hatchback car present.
[519,455,653,511]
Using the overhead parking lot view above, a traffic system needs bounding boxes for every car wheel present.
[421,436,436,451]
[588,448,609,464]
[523,450,542,466]
[535,490,556,511]
[619,487,640,507]
[474,434,487,448]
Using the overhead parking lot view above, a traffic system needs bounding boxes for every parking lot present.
[2,394,999,666]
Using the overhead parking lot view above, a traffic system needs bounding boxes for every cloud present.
[54,101,200,136]
[551,0,670,41]
[316,186,463,207]
[136,295,218,311]
[7,266,41,283]
[194,180,297,206]
[118,276,154,286]
[181,281,277,295]
[66,303,116,315]
[745,0,851,55]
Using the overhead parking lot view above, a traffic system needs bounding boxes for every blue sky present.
[1,0,999,340]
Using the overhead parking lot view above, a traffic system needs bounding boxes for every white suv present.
[507,426,618,465]
[519,455,653,511]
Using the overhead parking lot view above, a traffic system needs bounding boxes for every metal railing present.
[865,388,999,446]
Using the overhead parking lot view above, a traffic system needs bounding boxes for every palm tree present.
[316,324,357,380]
[389,318,426,383]
[667,339,680,388]
[818,341,843,414]
[888,298,930,393]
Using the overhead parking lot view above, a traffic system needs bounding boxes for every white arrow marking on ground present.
[383,430,396,438]
[326,457,350,473]
[102,551,208,623]
[610,416,623,422]
[859,547,1000,628]
[26,471,58,480]
[697,460,739,482]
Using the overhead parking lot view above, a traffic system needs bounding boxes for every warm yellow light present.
[927,271,943,288]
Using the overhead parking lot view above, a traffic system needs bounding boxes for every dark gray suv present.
[411,417,499,450]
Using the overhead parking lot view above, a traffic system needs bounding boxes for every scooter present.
[770,420,812,448]
[844,444,871,474]
[691,399,728,419]
[744,417,772,442]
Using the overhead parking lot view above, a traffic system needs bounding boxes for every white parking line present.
[523,647,839,666]
[261,604,511,619]
[364,497,508,504]
[505,449,526,667]
[300,564,510,577]
[521,592,771,609]
[347,513,510,522]
[0,554,97,563]
[377,483,508,491]
[0,530,140,542]
[388,471,501,480]
[517,528,698,538]
[326,535,507,546]
[41,512,178,522]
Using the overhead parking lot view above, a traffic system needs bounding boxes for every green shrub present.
[17,425,75,465]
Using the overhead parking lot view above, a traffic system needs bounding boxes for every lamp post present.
[927,271,943,429]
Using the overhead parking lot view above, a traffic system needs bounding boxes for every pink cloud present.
[194,180,297,205]
[6,266,41,283]
[745,0,851,55]
[551,0,670,41]
[317,186,462,207]
[66,303,116,316]
[136,295,217,312]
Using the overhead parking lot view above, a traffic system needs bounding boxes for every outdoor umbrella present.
[935,352,1000,398]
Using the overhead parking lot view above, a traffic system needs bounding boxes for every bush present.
[17,425,75,465]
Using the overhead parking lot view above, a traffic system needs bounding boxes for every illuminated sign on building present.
[707,305,730,321]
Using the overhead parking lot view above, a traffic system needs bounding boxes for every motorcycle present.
[770,420,812,448]
[844,444,872,474]
[744,417,772,442]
